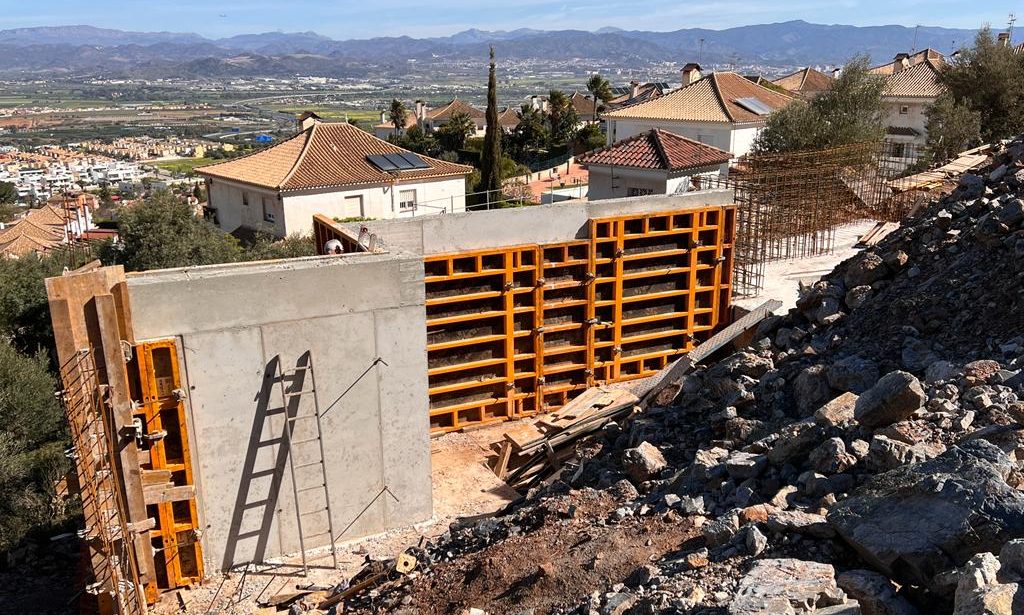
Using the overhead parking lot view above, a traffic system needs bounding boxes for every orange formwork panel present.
[425,205,736,433]
[129,340,204,601]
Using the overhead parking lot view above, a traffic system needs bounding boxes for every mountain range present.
[0,21,998,78]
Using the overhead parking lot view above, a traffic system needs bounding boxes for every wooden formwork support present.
[425,206,736,433]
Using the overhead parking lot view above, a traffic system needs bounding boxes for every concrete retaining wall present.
[349,188,734,256]
[126,254,432,572]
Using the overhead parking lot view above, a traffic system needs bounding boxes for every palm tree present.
[388,99,408,140]
[436,111,476,152]
[585,73,613,122]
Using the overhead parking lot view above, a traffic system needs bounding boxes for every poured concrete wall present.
[349,188,734,256]
[126,254,431,572]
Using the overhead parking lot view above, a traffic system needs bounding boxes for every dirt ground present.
[157,423,521,614]
[376,494,700,615]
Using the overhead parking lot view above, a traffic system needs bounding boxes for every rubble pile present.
[343,137,1024,615]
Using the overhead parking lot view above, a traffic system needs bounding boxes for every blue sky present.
[3,0,1021,38]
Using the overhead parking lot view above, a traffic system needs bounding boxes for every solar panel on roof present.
[397,152,431,169]
[383,153,415,170]
[733,97,774,116]
[367,154,399,171]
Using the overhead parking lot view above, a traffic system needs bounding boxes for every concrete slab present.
[733,219,880,313]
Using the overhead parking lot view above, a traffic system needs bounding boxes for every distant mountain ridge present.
[0,20,1004,78]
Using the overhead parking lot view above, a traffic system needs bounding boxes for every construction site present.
[44,137,1024,615]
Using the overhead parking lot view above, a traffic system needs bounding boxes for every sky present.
[1,0,1021,39]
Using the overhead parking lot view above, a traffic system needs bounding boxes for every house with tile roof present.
[0,201,96,258]
[602,72,796,158]
[772,67,834,99]
[420,98,486,136]
[197,120,474,237]
[372,109,418,141]
[871,52,946,162]
[578,129,731,200]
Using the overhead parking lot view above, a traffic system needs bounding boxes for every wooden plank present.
[143,484,196,505]
[493,441,513,480]
[95,293,155,585]
[141,470,173,486]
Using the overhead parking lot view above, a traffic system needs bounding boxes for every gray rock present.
[926,361,962,384]
[621,441,667,483]
[767,510,835,538]
[1000,539,1024,580]
[745,525,768,557]
[815,392,858,427]
[837,569,918,615]
[703,511,740,547]
[729,558,847,615]
[829,440,1024,591]
[845,252,888,288]
[810,437,858,474]
[866,435,920,471]
[854,371,927,428]
[726,451,768,480]
[827,356,880,394]
[768,420,824,465]
[901,338,940,373]
[845,285,873,311]
[952,552,1023,615]
[795,365,832,412]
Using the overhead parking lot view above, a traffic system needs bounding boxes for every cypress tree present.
[480,47,502,200]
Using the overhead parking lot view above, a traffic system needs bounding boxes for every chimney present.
[298,111,321,131]
[415,100,426,121]
[893,53,910,73]
[832,67,841,79]
[530,95,539,111]
[380,110,387,124]
[998,32,1011,47]
[630,80,640,98]
[681,63,702,85]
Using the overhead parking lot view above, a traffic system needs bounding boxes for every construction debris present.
[326,135,1024,614]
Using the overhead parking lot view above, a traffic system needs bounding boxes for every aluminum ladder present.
[276,352,339,573]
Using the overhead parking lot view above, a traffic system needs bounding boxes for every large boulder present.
[854,371,926,428]
[621,441,667,483]
[729,558,850,615]
[837,569,918,615]
[828,440,1024,590]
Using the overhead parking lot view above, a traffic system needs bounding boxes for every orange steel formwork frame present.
[129,339,204,601]
[424,206,735,432]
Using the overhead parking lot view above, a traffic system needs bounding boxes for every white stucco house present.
[870,50,946,164]
[602,69,796,159]
[579,129,731,200]
[198,120,473,238]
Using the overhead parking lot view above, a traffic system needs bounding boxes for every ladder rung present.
[304,531,332,539]
[284,366,311,374]
[288,415,318,422]
[285,389,316,397]
[293,460,323,470]
[242,499,271,509]
[290,437,321,445]
[296,484,325,493]
[299,507,328,516]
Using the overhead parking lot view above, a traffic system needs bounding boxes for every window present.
[899,105,910,115]
[890,142,907,158]
[242,192,249,207]
[627,187,654,197]
[262,197,274,222]
[399,189,416,211]
[344,195,364,218]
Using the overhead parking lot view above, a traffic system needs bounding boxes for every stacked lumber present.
[493,387,639,490]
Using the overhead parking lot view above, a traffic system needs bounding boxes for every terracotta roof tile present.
[773,67,833,96]
[883,59,944,98]
[870,48,945,76]
[604,72,795,124]
[497,107,520,127]
[426,98,485,121]
[578,129,731,171]
[198,122,473,192]
[0,206,69,256]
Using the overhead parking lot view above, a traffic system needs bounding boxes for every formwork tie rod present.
[320,357,388,418]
